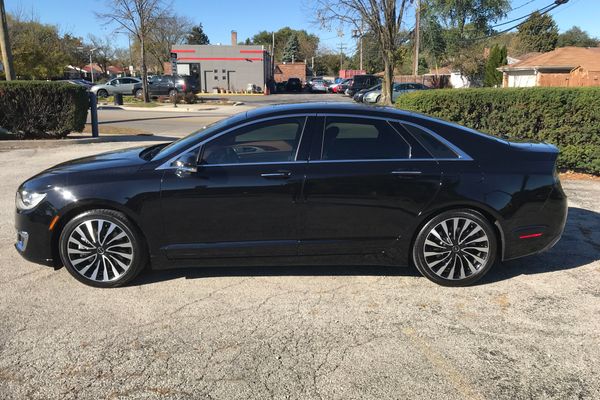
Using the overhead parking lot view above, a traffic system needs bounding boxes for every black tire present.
[168,89,178,97]
[134,88,143,98]
[96,89,109,98]
[412,209,497,286]
[58,209,147,288]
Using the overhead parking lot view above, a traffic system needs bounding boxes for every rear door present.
[300,115,442,256]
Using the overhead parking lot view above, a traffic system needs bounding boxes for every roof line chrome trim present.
[156,113,314,171]
[200,161,307,168]
[308,158,461,163]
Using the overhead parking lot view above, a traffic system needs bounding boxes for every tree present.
[282,34,300,62]
[146,14,194,72]
[249,27,319,62]
[315,0,413,105]
[483,44,506,87]
[6,14,69,79]
[557,26,599,48]
[186,24,209,45]
[423,0,510,79]
[97,0,171,103]
[88,34,118,74]
[516,11,558,53]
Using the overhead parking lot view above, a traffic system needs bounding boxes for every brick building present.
[274,62,307,83]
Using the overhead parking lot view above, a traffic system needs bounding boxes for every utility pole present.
[352,25,364,71]
[89,48,97,83]
[0,0,15,80]
[339,43,345,72]
[412,0,421,77]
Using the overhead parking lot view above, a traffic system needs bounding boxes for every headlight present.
[16,190,46,211]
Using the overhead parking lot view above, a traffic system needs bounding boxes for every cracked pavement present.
[0,142,599,399]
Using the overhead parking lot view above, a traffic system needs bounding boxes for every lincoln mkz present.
[15,103,567,287]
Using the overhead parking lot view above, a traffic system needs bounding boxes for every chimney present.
[231,30,237,46]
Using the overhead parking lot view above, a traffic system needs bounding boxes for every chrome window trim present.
[200,161,308,168]
[308,158,460,164]
[156,114,312,170]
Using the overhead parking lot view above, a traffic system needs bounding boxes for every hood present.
[48,146,149,173]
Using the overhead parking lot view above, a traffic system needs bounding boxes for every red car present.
[331,78,353,93]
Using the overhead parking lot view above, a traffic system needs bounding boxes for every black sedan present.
[15,103,567,287]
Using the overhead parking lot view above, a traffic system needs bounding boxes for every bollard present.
[88,92,99,138]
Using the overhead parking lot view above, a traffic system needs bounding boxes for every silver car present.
[363,82,429,104]
[90,77,141,98]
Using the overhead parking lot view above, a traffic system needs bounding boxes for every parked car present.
[285,78,303,92]
[346,74,381,96]
[90,77,141,98]
[15,103,567,288]
[330,78,352,93]
[60,79,94,91]
[363,82,430,103]
[309,79,329,93]
[353,84,381,103]
[132,75,199,98]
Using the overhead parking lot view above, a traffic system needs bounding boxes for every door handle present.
[260,170,291,179]
[391,170,422,175]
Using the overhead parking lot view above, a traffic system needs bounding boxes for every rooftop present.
[499,46,600,72]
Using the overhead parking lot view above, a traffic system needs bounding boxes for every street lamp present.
[89,47,97,83]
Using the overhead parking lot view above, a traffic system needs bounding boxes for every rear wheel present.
[96,89,108,98]
[134,88,143,98]
[59,209,147,288]
[168,88,178,97]
[412,209,497,286]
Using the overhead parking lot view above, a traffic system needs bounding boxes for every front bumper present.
[15,206,57,267]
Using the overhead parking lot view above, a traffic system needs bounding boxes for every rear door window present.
[400,122,459,159]
[321,117,410,160]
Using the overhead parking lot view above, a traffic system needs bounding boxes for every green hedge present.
[0,81,88,139]
[396,87,600,175]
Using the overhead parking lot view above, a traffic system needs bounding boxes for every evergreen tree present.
[483,44,507,87]
[517,12,558,53]
[186,25,209,45]
[282,34,300,62]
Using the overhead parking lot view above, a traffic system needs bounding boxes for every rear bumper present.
[502,185,568,261]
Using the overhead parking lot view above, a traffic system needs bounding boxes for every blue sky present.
[5,0,596,55]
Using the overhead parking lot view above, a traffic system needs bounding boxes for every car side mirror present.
[174,152,198,175]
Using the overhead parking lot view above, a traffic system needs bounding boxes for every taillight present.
[182,82,187,91]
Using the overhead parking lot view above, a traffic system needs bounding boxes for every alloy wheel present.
[422,217,490,280]
[66,219,134,283]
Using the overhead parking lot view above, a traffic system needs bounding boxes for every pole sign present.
[170,52,178,75]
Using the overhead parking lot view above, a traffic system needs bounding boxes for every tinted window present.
[402,123,458,159]
[202,117,306,165]
[322,117,410,160]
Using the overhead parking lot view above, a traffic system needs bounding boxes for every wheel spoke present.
[423,216,490,281]
[66,219,134,283]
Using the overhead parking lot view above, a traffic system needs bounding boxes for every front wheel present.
[58,209,147,288]
[168,89,178,97]
[134,88,143,98]
[412,209,497,286]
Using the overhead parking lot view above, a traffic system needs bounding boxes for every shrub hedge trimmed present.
[0,81,88,139]
[396,87,600,174]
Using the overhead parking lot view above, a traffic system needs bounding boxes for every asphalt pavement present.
[0,141,598,399]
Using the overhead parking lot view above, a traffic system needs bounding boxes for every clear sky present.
[5,0,597,56]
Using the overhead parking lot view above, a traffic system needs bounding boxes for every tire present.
[412,209,497,286]
[96,89,108,98]
[58,209,147,288]
[134,88,143,98]
[168,89,178,97]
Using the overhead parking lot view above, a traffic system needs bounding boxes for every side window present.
[401,123,459,159]
[322,117,410,160]
[202,117,306,165]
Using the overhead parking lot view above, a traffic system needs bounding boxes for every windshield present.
[151,112,247,161]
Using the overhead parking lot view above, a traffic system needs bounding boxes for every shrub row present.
[396,87,600,174]
[0,81,88,139]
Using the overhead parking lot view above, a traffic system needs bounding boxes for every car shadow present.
[130,206,599,287]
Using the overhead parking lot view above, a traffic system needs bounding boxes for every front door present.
[160,116,310,259]
[300,115,442,255]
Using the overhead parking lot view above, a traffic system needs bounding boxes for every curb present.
[0,134,175,150]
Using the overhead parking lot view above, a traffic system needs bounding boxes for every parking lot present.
[0,140,599,399]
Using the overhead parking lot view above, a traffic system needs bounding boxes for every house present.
[498,46,600,87]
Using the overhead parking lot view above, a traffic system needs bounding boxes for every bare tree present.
[315,0,413,105]
[96,0,171,102]
[88,34,118,74]
[146,14,193,73]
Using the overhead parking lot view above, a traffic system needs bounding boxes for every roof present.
[499,47,600,72]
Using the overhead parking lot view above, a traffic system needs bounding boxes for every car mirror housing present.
[173,152,198,176]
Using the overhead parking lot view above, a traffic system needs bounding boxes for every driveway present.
[0,141,598,399]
